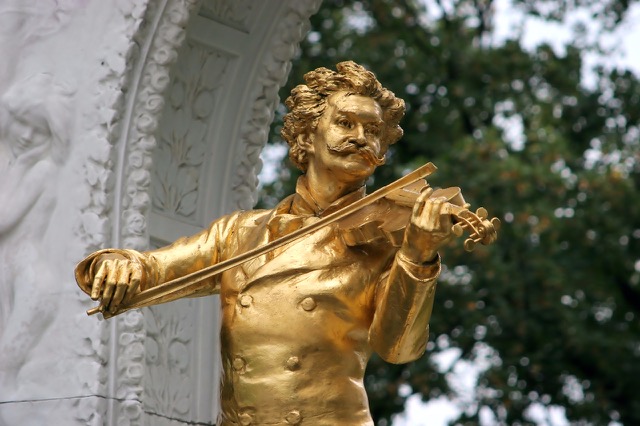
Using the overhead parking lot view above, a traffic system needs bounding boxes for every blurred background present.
[257,0,640,424]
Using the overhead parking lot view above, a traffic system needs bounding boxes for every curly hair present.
[281,61,405,172]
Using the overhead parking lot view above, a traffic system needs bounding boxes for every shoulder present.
[234,208,273,226]
[208,208,274,232]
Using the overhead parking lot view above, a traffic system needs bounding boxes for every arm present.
[0,159,53,234]
[75,212,239,313]
[368,253,440,363]
[369,191,451,363]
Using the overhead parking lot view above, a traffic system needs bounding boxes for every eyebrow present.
[336,109,384,124]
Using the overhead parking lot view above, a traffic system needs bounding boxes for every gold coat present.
[76,178,440,425]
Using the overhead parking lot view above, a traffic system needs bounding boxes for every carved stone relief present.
[0,72,76,425]
[229,0,323,211]
[198,0,255,33]
[0,0,322,424]
[74,1,155,424]
[152,41,234,222]
[0,0,83,94]
[102,1,202,424]
[144,301,196,421]
[138,1,323,424]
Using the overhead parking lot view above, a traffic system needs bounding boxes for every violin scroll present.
[449,206,501,252]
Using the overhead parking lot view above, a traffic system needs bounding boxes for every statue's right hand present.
[90,255,142,313]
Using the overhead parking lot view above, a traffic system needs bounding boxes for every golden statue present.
[75,61,499,425]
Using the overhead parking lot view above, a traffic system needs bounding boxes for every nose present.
[24,127,35,140]
[348,124,367,147]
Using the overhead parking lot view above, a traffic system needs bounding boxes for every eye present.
[337,118,352,128]
[365,125,381,136]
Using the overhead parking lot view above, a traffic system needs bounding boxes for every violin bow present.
[88,162,438,318]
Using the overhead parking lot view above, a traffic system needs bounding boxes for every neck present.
[304,164,365,211]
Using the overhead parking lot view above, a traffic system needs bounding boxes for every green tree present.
[260,0,640,423]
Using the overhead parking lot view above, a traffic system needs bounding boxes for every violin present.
[339,179,500,252]
[87,162,499,318]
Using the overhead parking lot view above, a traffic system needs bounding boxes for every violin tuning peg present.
[451,223,464,237]
[464,238,477,252]
[476,207,488,219]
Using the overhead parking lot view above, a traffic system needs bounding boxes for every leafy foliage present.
[259,0,640,424]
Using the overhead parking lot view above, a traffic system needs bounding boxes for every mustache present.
[327,141,386,166]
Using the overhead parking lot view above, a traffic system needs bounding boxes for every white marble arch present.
[0,0,321,424]
[105,1,323,425]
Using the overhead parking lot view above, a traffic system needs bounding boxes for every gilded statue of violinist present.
[75,61,498,425]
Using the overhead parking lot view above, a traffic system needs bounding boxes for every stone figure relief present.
[0,0,322,424]
[0,73,75,420]
[0,1,87,94]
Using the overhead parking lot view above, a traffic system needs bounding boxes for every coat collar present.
[278,175,366,218]
[238,177,367,281]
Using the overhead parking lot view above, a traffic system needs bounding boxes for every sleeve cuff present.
[395,250,441,282]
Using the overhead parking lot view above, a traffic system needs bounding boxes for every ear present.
[297,133,314,155]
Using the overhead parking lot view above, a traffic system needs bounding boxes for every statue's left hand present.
[398,188,454,264]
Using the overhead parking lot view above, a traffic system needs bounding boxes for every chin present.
[337,162,376,181]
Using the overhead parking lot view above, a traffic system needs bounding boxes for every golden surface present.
[84,162,438,317]
[75,61,498,425]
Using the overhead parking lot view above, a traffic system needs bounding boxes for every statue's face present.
[307,91,385,184]
[6,112,51,158]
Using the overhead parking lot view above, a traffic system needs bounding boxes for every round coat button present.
[239,294,253,307]
[286,356,300,371]
[300,297,316,311]
[232,357,245,371]
[238,412,252,425]
[285,410,301,424]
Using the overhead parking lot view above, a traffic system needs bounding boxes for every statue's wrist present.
[397,247,439,266]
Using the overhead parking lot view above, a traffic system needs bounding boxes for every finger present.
[420,185,434,196]
[414,199,426,217]
[111,282,128,313]
[412,190,431,218]
[127,266,142,300]
[415,187,434,203]
[433,197,452,230]
[91,262,108,300]
[440,208,453,231]
[427,201,441,230]
[109,261,131,312]
[433,196,451,225]
[102,260,120,307]
[422,196,448,230]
